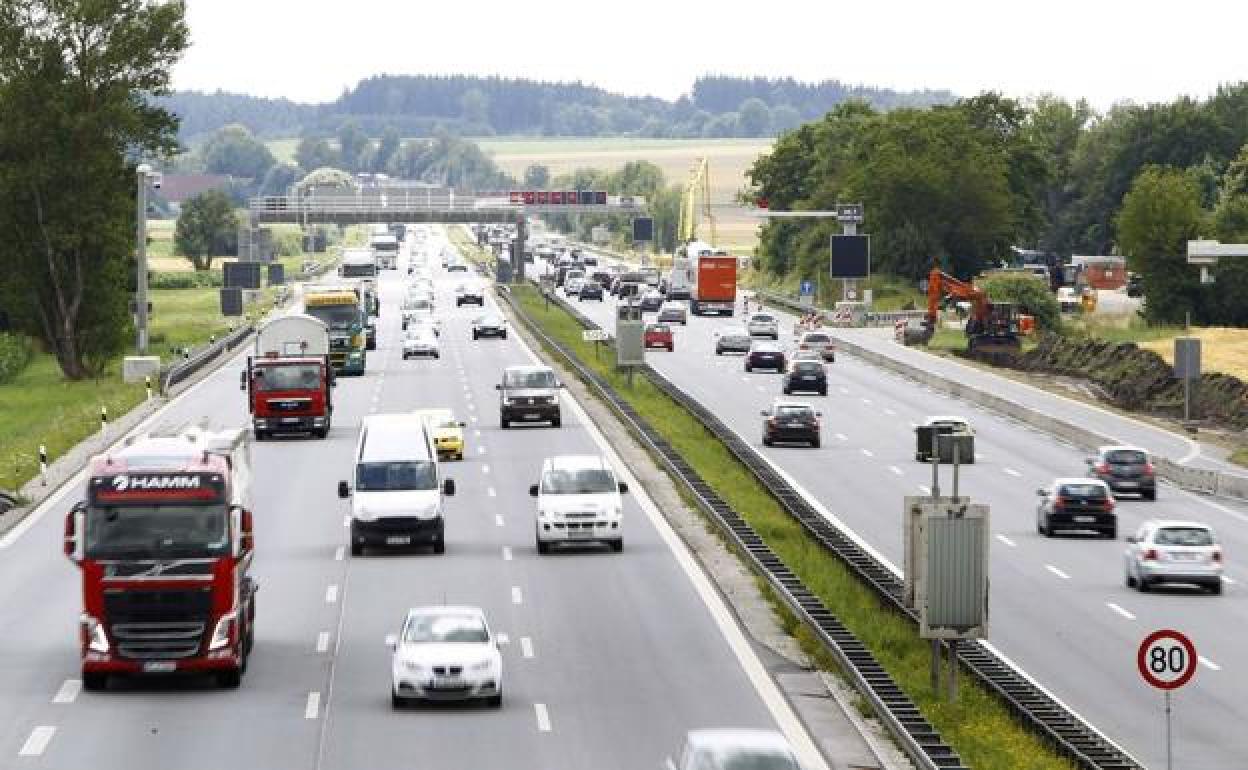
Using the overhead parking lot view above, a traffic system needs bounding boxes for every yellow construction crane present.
[678,157,716,245]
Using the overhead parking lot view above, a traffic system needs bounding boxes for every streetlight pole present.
[135,164,152,355]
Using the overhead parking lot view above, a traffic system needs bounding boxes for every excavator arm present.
[924,268,989,331]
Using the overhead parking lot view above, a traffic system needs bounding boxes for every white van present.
[529,455,627,553]
[338,414,456,556]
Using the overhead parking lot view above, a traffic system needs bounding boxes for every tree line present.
[161,74,954,143]
[745,87,1248,326]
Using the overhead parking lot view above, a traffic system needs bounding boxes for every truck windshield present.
[542,468,616,495]
[256,363,321,391]
[306,305,359,330]
[85,505,229,559]
[341,263,376,277]
[356,462,436,491]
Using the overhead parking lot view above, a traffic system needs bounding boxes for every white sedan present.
[402,327,441,359]
[390,606,502,707]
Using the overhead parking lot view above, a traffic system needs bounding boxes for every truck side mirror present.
[239,370,246,391]
[239,507,254,556]
[617,482,629,494]
[338,481,351,499]
[442,478,456,496]
[760,410,769,417]
[458,421,466,427]
[495,384,502,390]
[529,484,539,497]
[1035,488,1047,497]
[64,501,86,563]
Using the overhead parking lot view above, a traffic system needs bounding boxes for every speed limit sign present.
[1138,629,1197,690]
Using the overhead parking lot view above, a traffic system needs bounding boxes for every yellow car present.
[414,408,466,460]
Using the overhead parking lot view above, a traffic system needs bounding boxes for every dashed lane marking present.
[521,637,534,659]
[1106,603,1135,621]
[18,727,55,757]
[995,534,1016,547]
[325,585,339,603]
[482,464,491,475]
[1199,656,1221,671]
[502,546,513,561]
[487,487,496,497]
[496,633,510,646]
[1045,565,1071,580]
[534,703,552,732]
[888,465,903,476]
[334,546,345,561]
[918,485,931,495]
[52,679,81,704]
[305,692,321,719]
[1004,467,1022,477]
[861,448,874,458]
[316,632,330,653]
[495,514,505,528]
[834,433,848,441]
[342,515,350,528]
[512,586,523,604]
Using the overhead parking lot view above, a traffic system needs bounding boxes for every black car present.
[472,314,508,340]
[578,281,604,301]
[639,291,664,312]
[1036,479,1117,538]
[497,365,562,428]
[782,360,827,395]
[1087,445,1156,500]
[761,401,821,447]
[1126,273,1144,298]
[745,341,786,372]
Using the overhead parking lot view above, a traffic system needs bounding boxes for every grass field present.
[510,283,1074,770]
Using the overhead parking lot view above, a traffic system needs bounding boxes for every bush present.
[978,273,1061,332]
[149,270,223,289]
[0,333,33,383]
[273,229,304,258]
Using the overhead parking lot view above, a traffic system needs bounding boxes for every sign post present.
[1138,629,1198,770]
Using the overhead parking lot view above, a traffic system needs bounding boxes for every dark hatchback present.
[578,281,604,301]
[782,360,827,395]
[761,402,821,447]
[1087,446,1156,500]
[1036,479,1117,538]
[745,341,786,372]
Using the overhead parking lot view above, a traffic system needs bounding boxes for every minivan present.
[338,414,456,556]
[497,365,563,428]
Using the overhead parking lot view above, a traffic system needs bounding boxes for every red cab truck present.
[64,426,256,690]
[242,314,335,440]
[688,243,737,316]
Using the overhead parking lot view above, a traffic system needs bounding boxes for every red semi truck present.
[64,425,256,690]
[689,252,737,316]
[242,314,335,440]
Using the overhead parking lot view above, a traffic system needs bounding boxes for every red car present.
[644,323,674,351]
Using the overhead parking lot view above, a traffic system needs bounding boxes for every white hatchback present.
[530,455,628,553]
[390,606,502,707]
[1125,520,1223,594]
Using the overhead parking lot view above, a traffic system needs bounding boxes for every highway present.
[565,258,1248,770]
[0,235,826,770]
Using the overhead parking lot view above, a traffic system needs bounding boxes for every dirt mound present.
[991,334,1248,430]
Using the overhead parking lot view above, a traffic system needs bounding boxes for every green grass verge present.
[0,288,276,492]
[743,270,924,313]
[1231,447,1248,469]
[511,282,1075,770]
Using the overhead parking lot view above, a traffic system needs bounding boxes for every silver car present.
[714,327,752,355]
[666,729,801,770]
[657,302,688,325]
[390,606,503,708]
[1125,520,1223,594]
[746,312,780,339]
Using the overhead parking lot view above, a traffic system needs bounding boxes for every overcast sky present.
[175,0,1246,110]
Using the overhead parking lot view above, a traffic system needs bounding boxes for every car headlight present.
[209,612,238,651]
[81,614,109,653]
[402,660,427,674]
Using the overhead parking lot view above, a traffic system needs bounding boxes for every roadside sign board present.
[1138,629,1197,690]
[799,280,814,297]
[582,329,610,342]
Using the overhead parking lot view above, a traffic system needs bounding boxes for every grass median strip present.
[511,283,1075,770]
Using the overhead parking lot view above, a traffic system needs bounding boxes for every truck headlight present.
[402,660,427,674]
[470,659,493,672]
[352,334,364,347]
[82,614,110,653]
[209,612,238,651]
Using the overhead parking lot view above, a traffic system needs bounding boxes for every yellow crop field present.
[1139,328,1248,381]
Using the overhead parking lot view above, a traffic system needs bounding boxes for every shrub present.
[149,270,223,289]
[978,273,1061,332]
[0,333,33,383]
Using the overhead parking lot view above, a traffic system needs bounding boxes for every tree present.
[1115,166,1204,323]
[200,123,275,180]
[523,164,550,188]
[702,112,740,138]
[375,125,402,172]
[174,190,238,270]
[459,88,490,127]
[295,136,340,171]
[977,273,1061,332]
[337,120,369,172]
[738,98,772,137]
[259,162,301,196]
[0,0,189,379]
[770,104,803,134]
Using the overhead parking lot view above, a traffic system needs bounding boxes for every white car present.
[746,312,780,339]
[1056,286,1081,312]
[402,327,441,359]
[795,330,835,362]
[1125,520,1223,594]
[390,606,502,708]
[456,283,485,306]
[665,729,801,770]
[530,455,628,553]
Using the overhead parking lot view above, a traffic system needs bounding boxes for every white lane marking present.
[496,633,510,646]
[741,376,750,383]
[1106,603,1136,621]
[883,408,896,416]
[839,387,850,395]
[316,631,331,653]
[384,633,397,648]
[325,584,339,603]
[1045,565,1071,580]
[495,514,505,528]
[470,415,479,423]
[1224,576,1238,585]
[521,636,534,659]
[861,448,874,458]
[487,487,497,497]
[342,514,350,528]
[474,430,482,438]
[861,398,873,405]
[995,534,1016,547]
[534,703,552,732]
[511,586,523,604]
[18,726,56,757]
[482,464,491,475]
[918,485,931,495]
[52,679,82,704]
[909,421,919,428]
[334,545,345,561]
[467,402,476,411]
[1004,467,1022,477]
[478,446,486,455]
[834,433,848,441]
[889,465,903,476]
[305,692,321,719]
[1199,656,1222,671]
[502,546,513,561]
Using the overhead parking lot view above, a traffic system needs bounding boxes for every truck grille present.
[113,622,207,660]
[104,588,212,660]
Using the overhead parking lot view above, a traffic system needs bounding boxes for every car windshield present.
[306,305,359,330]
[751,315,775,323]
[774,405,814,418]
[403,613,488,644]
[1059,484,1106,498]
[85,504,229,559]
[1155,527,1214,546]
[428,415,459,429]
[647,325,670,333]
[714,748,802,770]
[256,363,321,391]
[752,343,781,352]
[476,315,503,325]
[356,462,437,491]
[793,362,823,373]
[542,467,616,494]
[1106,450,1147,464]
[803,333,831,343]
[341,263,376,277]
[504,369,556,388]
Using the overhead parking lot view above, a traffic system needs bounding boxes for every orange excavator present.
[919,268,1032,355]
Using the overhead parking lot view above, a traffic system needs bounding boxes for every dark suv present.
[497,365,562,429]
[761,401,821,448]
[782,360,827,395]
[745,341,786,372]
[1087,445,1156,500]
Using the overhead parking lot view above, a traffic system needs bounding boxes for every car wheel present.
[744,364,752,372]
[315,427,329,439]
[351,542,363,557]
[1144,489,1156,501]
[1138,577,1151,592]
[667,345,674,352]
[472,331,479,340]
[501,332,508,339]
[254,430,266,441]
[715,348,722,355]
[486,693,503,708]
[762,435,773,446]
[1126,571,1137,588]
[501,418,510,429]
[433,537,446,555]
[82,672,108,692]
[1104,526,1117,539]
[812,437,821,448]
[536,535,550,555]
[783,386,791,394]
[217,668,242,689]
[610,539,623,553]
[551,416,562,428]
[1208,580,1223,595]
[819,387,828,396]
[391,690,407,709]
[1038,516,1050,536]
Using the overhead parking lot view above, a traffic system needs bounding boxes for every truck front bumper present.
[254,415,328,433]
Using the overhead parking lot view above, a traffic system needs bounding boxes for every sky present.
[175,0,1248,110]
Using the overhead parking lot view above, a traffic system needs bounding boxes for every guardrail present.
[505,282,1142,770]
[160,323,253,394]
[755,289,926,327]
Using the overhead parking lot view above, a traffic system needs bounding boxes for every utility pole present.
[135,164,154,355]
